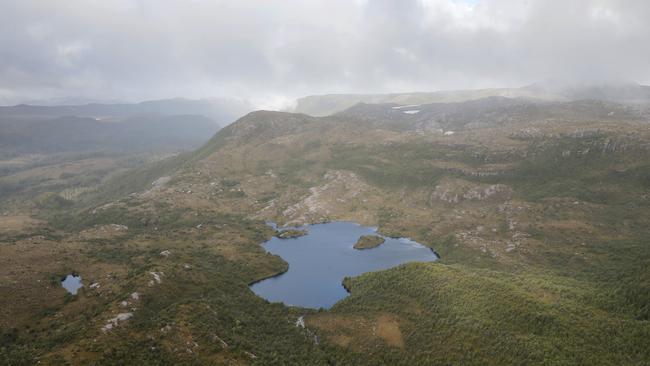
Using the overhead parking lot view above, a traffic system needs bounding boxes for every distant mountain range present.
[4,82,649,157]
[292,82,650,116]
[0,97,253,125]
[3,85,650,365]
[0,98,254,156]
[335,97,647,133]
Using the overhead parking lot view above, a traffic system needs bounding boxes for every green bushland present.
[315,135,650,364]
[83,152,191,206]
[34,192,73,210]
[0,226,365,365]
[353,235,385,249]
[5,118,650,364]
[328,143,448,188]
[335,262,650,366]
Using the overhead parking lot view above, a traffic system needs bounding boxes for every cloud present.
[0,0,649,106]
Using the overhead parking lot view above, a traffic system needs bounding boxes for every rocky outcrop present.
[282,170,370,226]
[277,229,308,239]
[78,224,128,240]
[430,179,513,204]
[101,312,133,332]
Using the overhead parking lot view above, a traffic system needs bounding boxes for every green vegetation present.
[83,152,191,206]
[328,142,449,188]
[335,262,650,365]
[353,235,385,250]
[277,229,308,239]
[34,192,73,210]
[3,101,650,365]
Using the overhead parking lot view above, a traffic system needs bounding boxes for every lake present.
[61,274,83,295]
[250,221,438,309]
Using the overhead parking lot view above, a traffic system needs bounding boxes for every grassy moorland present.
[1,99,649,365]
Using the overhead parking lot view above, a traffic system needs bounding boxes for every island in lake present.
[251,222,437,309]
[353,235,385,250]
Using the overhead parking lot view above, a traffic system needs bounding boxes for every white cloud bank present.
[0,0,649,105]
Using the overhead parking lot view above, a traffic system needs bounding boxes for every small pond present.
[250,221,438,309]
[61,274,83,295]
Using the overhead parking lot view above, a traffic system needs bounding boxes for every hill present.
[0,97,252,125]
[0,98,253,213]
[293,82,650,116]
[0,98,255,157]
[1,96,649,365]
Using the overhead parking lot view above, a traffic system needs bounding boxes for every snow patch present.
[391,104,420,109]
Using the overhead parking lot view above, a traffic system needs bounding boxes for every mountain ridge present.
[2,88,650,365]
[293,82,650,116]
[0,97,253,126]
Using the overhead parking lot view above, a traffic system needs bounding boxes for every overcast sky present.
[1,0,649,108]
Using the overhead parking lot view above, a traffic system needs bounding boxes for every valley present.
[1,95,649,365]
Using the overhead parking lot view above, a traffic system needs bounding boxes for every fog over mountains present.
[2,2,650,365]
[2,1,650,105]
[2,80,648,156]
[0,98,253,156]
[293,81,650,116]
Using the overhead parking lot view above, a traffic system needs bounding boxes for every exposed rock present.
[277,229,308,239]
[140,176,171,197]
[282,170,370,225]
[510,127,543,140]
[149,272,164,286]
[564,130,603,139]
[296,316,305,328]
[102,312,133,332]
[78,224,128,239]
[212,334,228,348]
[431,179,512,204]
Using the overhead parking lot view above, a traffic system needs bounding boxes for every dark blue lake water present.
[250,221,438,309]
